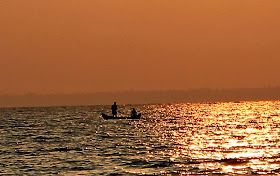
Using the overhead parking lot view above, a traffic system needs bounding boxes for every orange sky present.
[1,1,280,94]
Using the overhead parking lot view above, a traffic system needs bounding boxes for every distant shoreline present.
[1,87,280,108]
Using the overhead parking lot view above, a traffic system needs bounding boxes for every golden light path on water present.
[2,101,280,175]
[127,101,280,175]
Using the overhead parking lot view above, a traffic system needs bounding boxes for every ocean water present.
[1,101,280,175]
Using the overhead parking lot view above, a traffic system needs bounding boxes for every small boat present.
[101,113,141,120]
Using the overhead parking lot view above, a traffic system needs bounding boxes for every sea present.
[1,101,280,175]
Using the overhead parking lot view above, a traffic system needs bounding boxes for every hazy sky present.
[1,1,280,94]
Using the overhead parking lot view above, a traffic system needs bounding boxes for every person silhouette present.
[131,108,137,117]
[111,102,117,117]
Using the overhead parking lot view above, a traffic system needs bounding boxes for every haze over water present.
[1,101,280,175]
[2,1,280,174]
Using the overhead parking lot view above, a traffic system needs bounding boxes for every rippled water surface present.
[1,101,280,175]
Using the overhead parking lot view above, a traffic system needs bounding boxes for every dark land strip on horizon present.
[1,87,280,107]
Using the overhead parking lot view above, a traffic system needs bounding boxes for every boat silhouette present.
[101,113,141,120]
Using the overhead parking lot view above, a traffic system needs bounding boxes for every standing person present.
[111,102,117,117]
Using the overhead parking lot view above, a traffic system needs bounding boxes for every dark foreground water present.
[1,101,280,175]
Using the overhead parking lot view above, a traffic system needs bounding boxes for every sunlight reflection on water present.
[138,101,280,175]
[0,101,280,175]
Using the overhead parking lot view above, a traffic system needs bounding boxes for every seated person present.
[131,108,137,116]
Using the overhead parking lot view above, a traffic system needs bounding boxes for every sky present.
[1,1,280,94]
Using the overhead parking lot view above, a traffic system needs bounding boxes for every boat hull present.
[101,113,141,120]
